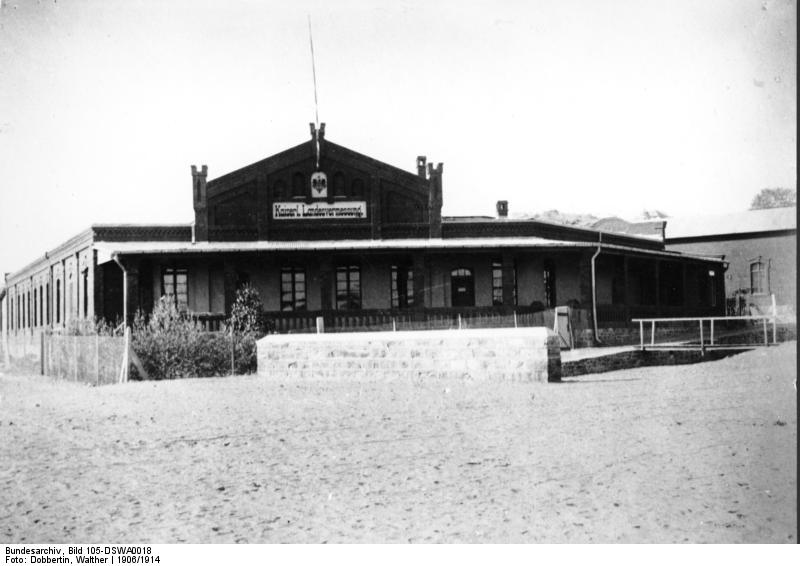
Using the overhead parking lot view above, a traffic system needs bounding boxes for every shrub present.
[229,284,266,335]
[130,294,262,380]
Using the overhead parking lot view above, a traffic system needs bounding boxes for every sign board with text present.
[272,201,368,220]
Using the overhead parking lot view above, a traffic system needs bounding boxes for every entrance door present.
[450,268,475,307]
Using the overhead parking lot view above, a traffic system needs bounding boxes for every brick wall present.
[258,327,561,383]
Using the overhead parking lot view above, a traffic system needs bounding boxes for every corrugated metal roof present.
[665,207,796,239]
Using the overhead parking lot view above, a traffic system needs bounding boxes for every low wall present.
[258,327,561,383]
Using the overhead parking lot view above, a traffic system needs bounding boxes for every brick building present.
[663,207,796,315]
[1,124,727,345]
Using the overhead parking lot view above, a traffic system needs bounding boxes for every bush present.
[229,284,266,335]
[130,293,262,380]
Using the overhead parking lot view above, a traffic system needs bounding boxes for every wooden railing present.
[269,306,547,334]
[632,315,778,350]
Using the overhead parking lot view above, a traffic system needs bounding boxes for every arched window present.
[450,268,475,307]
[291,172,305,198]
[333,172,346,197]
[351,178,365,199]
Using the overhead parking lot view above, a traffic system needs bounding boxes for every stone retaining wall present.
[561,348,749,377]
[258,327,561,383]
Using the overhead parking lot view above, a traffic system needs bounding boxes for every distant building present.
[663,207,796,314]
[1,124,727,346]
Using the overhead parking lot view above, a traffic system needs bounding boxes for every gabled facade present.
[1,124,727,346]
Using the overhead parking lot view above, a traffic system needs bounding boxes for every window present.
[291,172,305,198]
[492,260,503,306]
[450,268,475,307]
[39,285,44,325]
[333,172,346,197]
[391,265,414,309]
[336,265,361,310]
[280,267,307,311]
[83,270,89,317]
[351,178,365,199]
[33,288,37,327]
[543,259,557,308]
[162,268,189,312]
[46,283,50,325]
[56,280,61,324]
[750,261,767,295]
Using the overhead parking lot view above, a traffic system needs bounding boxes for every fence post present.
[230,328,235,376]
[2,330,9,368]
[513,310,518,329]
[699,319,704,351]
[710,319,715,346]
[392,318,396,332]
[650,320,655,346]
[316,316,324,334]
[118,328,130,384]
[771,294,778,344]
[639,320,643,350]
[40,332,45,376]
[95,333,101,386]
[458,314,462,330]
[762,318,768,346]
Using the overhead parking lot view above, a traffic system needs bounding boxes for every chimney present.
[428,162,443,238]
[496,200,509,218]
[417,156,427,178]
[191,164,209,241]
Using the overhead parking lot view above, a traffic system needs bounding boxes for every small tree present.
[229,284,265,336]
[750,188,796,210]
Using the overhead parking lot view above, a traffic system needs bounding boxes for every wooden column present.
[223,261,237,315]
[654,259,661,314]
[319,259,333,312]
[501,252,516,308]
[623,255,630,321]
[412,253,427,310]
[123,258,140,327]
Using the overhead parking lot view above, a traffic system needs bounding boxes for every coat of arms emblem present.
[310,171,328,198]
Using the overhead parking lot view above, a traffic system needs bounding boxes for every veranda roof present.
[94,237,726,265]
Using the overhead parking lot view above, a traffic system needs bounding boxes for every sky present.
[0,0,796,278]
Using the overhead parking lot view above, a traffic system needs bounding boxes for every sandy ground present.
[0,343,795,543]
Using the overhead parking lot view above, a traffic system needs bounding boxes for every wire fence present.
[43,333,127,385]
[1,331,127,385]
